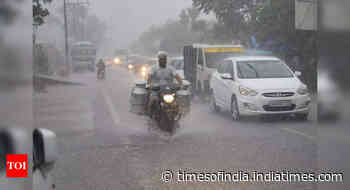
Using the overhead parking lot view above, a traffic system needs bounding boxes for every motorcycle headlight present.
[128,64,133,69]
[239,86,258,96]
[297,85,309,95]
[141,66,147,72]
[141,71,147,77]
[163,94,175,104]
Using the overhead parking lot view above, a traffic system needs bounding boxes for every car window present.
[198,49,203,66]
[217,61,225,74]
[237,60,294,79]
[224,60,234,77]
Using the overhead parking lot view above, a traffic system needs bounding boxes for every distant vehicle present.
[127,55,154,79]
[318,70,342,121]
[114,48,129,65]
[183,44,244,98]
[71,41,97,72]
[210,56,311,121]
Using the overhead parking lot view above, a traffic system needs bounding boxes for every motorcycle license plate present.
[268,100,292,107]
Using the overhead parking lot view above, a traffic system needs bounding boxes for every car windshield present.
[237,60,294,79]
[205,52,242,68]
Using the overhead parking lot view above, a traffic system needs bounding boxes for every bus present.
[183,44,244,96]
[71,41,97,72]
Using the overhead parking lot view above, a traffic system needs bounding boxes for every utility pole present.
[63,0,70,76]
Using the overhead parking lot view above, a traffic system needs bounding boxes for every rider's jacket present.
[149,64,177,86]
[97,61,105,70]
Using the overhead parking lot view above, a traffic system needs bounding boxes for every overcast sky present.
[90,0,192,47]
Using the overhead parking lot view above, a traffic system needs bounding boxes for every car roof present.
[225,56,280,62]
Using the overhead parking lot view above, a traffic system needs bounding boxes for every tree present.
[0,0,24,25]
[252,0,316,90]
[192,0,256,42]
[179,9,190,27]
[33,0,53,26]
[187,7,201,24]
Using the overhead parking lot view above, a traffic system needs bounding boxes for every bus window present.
[198,49,203,66]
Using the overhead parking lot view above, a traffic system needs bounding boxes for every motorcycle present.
[97,68,105,80]
[147,84,182,134]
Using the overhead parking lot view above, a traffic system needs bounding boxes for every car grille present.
[262,92,295,97]
[263,104,296,112]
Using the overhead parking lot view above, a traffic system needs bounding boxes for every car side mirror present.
[0,128,31,172]
[295,71,302,76]
[221,73,233,80]
[33,128,58,169]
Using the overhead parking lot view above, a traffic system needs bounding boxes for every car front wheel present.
[231,96,240,121]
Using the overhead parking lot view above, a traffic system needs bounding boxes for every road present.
[33,65,348,190]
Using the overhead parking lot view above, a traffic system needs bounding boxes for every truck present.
[183,44,245,98]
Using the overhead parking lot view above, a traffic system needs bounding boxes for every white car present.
[210,56,311,120]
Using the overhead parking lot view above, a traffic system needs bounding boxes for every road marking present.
[281,128,315,141]
[100,85,133,145]
[101,86,121,125]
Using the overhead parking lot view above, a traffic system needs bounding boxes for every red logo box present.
[6,154,28,178]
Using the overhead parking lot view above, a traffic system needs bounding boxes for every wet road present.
[40,65,340,190]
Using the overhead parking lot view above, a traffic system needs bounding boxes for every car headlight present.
[297,85,309,95]
[163,94,175,104]
[128,64,133,69]
[141,66,147,72]
[114,58,121,64]
[239,86,258,96]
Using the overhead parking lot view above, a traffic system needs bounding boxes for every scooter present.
[97,69,105,80]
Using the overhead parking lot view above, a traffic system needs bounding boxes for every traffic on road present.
[1,1,350,190]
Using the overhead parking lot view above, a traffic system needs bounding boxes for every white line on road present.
[100,85,132,145]
[281,128,315,141]
[101,86,121,125]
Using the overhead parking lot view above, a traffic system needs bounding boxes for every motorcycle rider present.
[96,59,106,78]
[146,51,183,115]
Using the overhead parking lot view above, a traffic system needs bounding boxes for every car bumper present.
[237,94,311,116]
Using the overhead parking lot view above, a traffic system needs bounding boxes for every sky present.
[90,0,192,47]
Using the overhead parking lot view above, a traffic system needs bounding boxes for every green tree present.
[252,0,316,90]
[33,0,53,25]
[179,9,190,27]
[187,7,201,24]
[0,0,24,25]
[192,0,256,42]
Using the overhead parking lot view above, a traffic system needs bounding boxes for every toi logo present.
[6,154,28,178]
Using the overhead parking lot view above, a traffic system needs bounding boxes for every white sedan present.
[210,56,311,120]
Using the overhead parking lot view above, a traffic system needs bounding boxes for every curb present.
[34,74,86,86]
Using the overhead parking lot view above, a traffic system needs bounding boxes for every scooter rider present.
[96,59,106,78]
[146,51,183,114]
